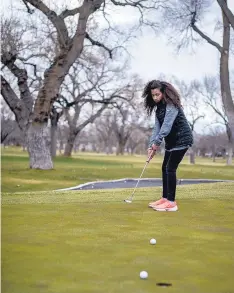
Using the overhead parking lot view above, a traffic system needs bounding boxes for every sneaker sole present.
[154,206,178,212]
[148,204,165,208]
[148,201,167,208]
[148,204,158,208]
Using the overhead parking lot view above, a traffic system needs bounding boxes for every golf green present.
[2,182,234,293]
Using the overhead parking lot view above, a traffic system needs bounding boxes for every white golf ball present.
[150,238,156,245]
[140,271,148,279]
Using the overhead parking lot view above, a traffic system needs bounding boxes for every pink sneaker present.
[153,201,178,212]
[148,197,167,208]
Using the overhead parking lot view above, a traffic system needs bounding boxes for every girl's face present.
[151,88,163,103]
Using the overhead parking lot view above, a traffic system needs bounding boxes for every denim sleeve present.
[154,104,179,146]
[148,115,160,148]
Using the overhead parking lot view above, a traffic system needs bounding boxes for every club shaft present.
[130,161,148,199]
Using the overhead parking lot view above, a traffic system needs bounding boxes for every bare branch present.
[22,0,34,14]
[1,76,29,132]
[76,103,108,134]
[64,107,73,127]
[85,32,113,58]
[1,76,19,113]
[60,7,81,19]
[1,52,33,112]
[190,115,205,129]
[207,101,228,122]
[110,0,167,10]
[217,0,234,30]
[18,53,48,62]
[66,81,100,107]
[191,11,223,53]
[24,62,37,76]
[1,122,16,144]
[22,0,69,48]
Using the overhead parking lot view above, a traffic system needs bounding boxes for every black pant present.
[162,148,188,202]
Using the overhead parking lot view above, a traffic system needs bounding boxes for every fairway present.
[2,147,234,193]
[2,182,234,293]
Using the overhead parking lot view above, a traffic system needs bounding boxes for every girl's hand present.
[151,144,160,151]
[147,148,155,162]
[147,144,160,162]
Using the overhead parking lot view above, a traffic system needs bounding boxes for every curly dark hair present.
[142,80,182,116]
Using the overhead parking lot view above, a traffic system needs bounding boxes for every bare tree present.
[59,56,142,156]
[126,128,148,155]
[208,127,228,162]
[59,59,134,156]
[94,97,147,156]
[173,78,205,164]
[111,100,141,155]
[50,106,63,157]
[163,0,234,157]
[1,0,165,169]
[95,114,115,154]
[195,76,233,165]
[57,123,69,154]
[1,17,34,140]
[198,127,228,161]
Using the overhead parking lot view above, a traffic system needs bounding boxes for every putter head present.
[124,199,132,203]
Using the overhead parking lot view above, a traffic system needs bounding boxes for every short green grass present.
[2,148,234,292]
[1,147,234,193]
[2,182,234,293]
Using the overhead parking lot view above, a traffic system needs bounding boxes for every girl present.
[142,80,193,211]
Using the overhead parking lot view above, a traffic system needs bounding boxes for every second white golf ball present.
[140,271,148,279]
[150,238,156,245]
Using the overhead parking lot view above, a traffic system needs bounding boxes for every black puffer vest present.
[156,101,193,150]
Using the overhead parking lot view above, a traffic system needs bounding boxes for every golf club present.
[124,151,154,203]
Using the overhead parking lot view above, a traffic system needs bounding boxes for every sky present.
[127,3,234,84]
[129,34,223,82]
[2,0,234,133]
[2,0,233,84]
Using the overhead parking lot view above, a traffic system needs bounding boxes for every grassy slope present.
[2,183,234,293]
[1,147,234,193]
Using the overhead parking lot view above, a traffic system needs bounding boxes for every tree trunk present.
[50,125,57,157]
[59,141,64,154]
[73,144,79,153]
[64,131,77,157]
[226,142,233,165]
[217,0,234,30]
[221,148,226,159]
[225,124,233,165]
[27,123,53,169]
[92,144,97,152]
[22,144,27,152]
[211,146,216,162]
[212,153,216,162]
[27,5,92,168]
[107,144,112,154]
[50,108,61,158]
[189,147,195,164]
[220,6,234,153]
[105,145,109,154]
[116,142,125,155]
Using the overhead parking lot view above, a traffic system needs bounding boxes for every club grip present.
[146,149,155,162]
